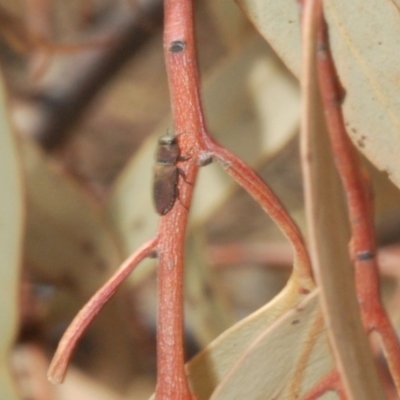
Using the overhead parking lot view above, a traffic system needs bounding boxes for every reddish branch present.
[202,140,314,288]
[313,0,400,396]
[156,0,204,397]
[47,238,157,384]
[46,0,400,396]
[152,0,314,396]
[48,0,313,397]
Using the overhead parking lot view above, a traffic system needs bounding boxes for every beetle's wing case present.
[153,165,179,215]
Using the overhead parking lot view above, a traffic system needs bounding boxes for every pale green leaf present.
[237,0,400,189]
[208,291,333,400]
[0,73,24,400]
[186,279,319,399]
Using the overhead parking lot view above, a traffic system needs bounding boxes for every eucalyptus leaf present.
[237,0,400,189]
[0,73,24,400]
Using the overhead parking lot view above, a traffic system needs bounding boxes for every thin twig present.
[47,237,157,384]
[204,141,314,290]
[158,0,315,396]
[300,0,388,398]
[155,0,206,397]
[316,0,400,396]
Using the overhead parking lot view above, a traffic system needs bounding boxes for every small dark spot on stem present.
[356,250,375,261]
[291,319,300,325]
[149,250,158,259]
[169,40,186,53]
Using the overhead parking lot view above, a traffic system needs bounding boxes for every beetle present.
[153,134,181,215]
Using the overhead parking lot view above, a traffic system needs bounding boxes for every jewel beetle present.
[153,134,180,215]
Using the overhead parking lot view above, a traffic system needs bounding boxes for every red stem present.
[49,0,315,396]
[316,5,379,304]
[158,0,314,397]
[316,0,400,394]
[204,140,314,289]
[156,0,206,398]
[47,237,157,384]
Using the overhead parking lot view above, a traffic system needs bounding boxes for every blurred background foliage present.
[1,0,400,399]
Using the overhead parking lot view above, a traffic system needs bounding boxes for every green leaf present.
[0,73,24,400]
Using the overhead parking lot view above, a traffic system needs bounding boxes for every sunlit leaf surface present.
[208,291,334,400]
[237,0,400,189]
[185,282,334,399]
